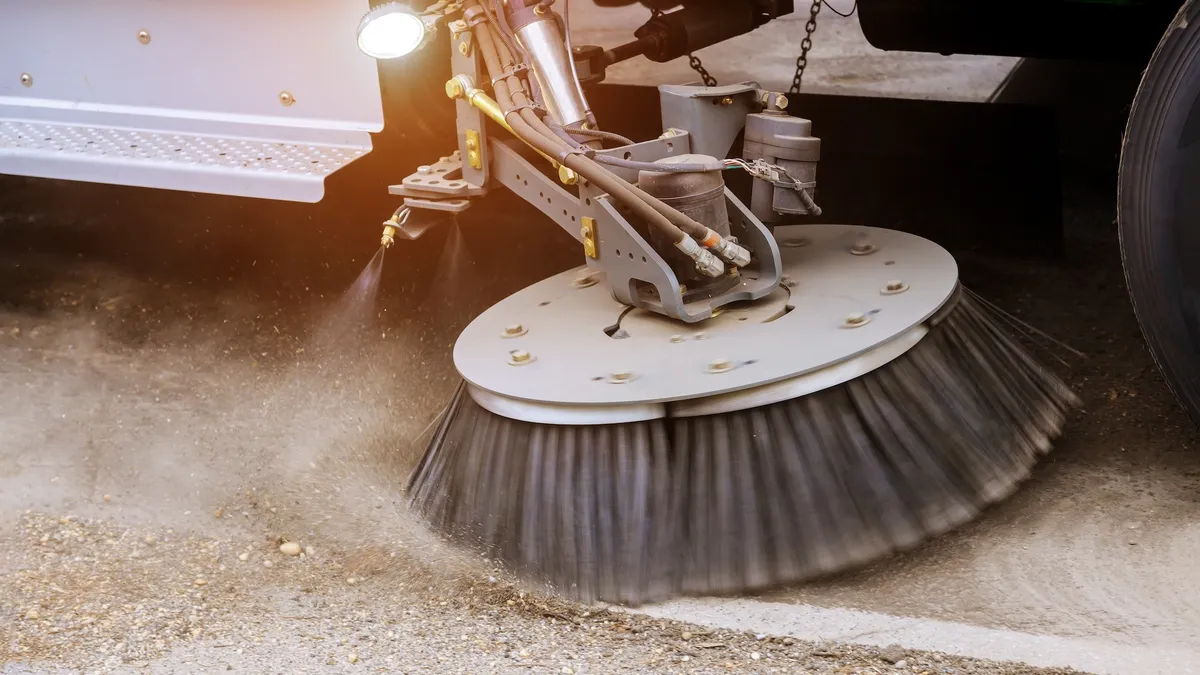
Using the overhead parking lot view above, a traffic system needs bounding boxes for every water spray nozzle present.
[381,216,399,249]
[381,206,412,248]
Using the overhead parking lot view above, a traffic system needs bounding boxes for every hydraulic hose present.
[546,123,636,148]
[484,33,725,244]
[472,18,695,246]
[549,125,720,173]
[475,15,720,246]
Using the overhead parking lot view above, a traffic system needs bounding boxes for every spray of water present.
[312,245,387,353]
[419,219,480,331]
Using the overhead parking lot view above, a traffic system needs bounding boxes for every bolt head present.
[502,323,527,338]
[669,335,684,343]
[508,349,534,365]
[707,359,734,374]
[774,94,789,109]
[278,91,295,106]
[719,96,734,106]
[882,280,909,295]
[417,165,433,175]
[137,30,151,44]
[572,269,601,288]
[607,371,633,384]
[458,41,470,56]
[445,78,465,99]
[19,73,32,87]
[842,312,869,328]
[781,237,810,248]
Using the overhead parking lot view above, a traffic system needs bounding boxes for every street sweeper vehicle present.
[0,0,1195,605]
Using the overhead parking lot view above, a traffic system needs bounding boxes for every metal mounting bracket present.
[393,73,786,323]
[487,133,781,323]
[658,82,764,159]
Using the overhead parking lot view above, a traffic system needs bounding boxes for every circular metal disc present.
[454,224,958,422]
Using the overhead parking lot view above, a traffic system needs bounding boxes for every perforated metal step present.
[0,121,370,201]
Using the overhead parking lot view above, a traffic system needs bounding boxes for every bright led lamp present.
[356,3,432,59]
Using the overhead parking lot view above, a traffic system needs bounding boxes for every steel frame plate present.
[455,224,959,421]
[0,0,383,202]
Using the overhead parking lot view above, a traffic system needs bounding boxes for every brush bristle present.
[406,290,1079,605]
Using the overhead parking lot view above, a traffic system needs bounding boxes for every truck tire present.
[1119,0,1200,426]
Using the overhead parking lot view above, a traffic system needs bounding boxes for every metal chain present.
[789,0,822,95]
[687,54,718,87]
[650,8,718,87]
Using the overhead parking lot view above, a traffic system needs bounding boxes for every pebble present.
[25,609,40,620]
[681,631,692,640]
[751,652,762,660]
[304,545,314,556]
[347,577,357,585]
[279,542,302,556]
[193,578,208,587]
[895,660,909,669]
[348,652,358,664]
[262,560,273,568]
[103,494,111,502]
[238,552,249,562]
[782,637,795,646]
[880,644,906,664]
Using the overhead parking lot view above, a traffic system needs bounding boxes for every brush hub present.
[455,224,959,424]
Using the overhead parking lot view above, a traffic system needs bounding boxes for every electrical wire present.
[825,0,856,18]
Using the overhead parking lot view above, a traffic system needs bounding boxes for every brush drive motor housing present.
[637,153,732,288]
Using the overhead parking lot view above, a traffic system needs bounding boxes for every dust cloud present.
[0,240,492,601]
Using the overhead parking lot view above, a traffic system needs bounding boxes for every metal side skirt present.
[0,0,384,202]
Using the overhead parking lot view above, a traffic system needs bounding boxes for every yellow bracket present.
[465,129,482,170]
[580,217,597,259]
